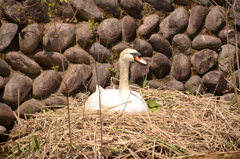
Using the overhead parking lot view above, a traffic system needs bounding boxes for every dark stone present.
[218,44,240,74]
[0,103,15,126]
[137,14,159,37]
[187,5,206,38]
[3,73,32,108]
[218,30,240,47]
[6,51,41,75]
[145,0,173,12]
[76,22,94,49]
[228,31,240,47]
[25,0,49,23]
[19,23,42,54]
[43,94,68,108]
[32,70,61,98]
[0,58,10,76]
[120,0,143,19]
[202,71,227,95]
[192,35,222,50]
[57,1,74,21]
[160,7,189,39]
[171,54,191,82]
[98,18,121,45]
[0,23,18,52]
[59,64,92,95]
[89,63,112,93]
[205,6,226,32]
[191,49,218,75]
[1,0,27,25]
[185,75,204,95]
[15,98,45,118]
[42,23,75,51]
[150,53,170,79]
[70,0,103,21]
[95,0,120,18]
[64,47,90,65]
[168,80,185,91]
[33,51,69,71]
[148,80,167,89]
[112,43,129,56]
[121,16,136,42]
[88,43,112,63]
[193,0,209,6]
[149,34,172,58]
[172,34,191,56]
[134,39,153,57]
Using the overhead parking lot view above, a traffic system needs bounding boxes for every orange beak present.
[134,55,148,65]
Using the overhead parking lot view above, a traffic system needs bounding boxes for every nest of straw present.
[1,89,240,158]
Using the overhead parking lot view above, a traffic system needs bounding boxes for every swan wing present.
[85,86,149,113]
[85,86,123,111]
[111,91,149,113]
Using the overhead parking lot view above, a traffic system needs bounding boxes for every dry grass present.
[1,88,240,158]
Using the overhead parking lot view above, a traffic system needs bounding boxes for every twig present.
[12,111,23,127]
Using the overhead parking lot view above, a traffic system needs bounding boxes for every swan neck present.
[119,59,130,101]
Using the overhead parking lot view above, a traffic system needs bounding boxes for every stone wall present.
[0,0,239,140]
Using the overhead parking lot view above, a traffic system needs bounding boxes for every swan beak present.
[134,55,148,65]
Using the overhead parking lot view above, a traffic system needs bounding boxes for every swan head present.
[120,48,147,65]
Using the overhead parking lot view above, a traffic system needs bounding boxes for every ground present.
[1,88,240,158]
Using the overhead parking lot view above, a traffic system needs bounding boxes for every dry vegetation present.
[0,0,240,158]
[1,88,240,158]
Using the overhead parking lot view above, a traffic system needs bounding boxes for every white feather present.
[85,48,149,113]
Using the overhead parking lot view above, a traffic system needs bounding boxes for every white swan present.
[85,48,149,113]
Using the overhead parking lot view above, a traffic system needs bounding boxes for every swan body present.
[85,48,149,113]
